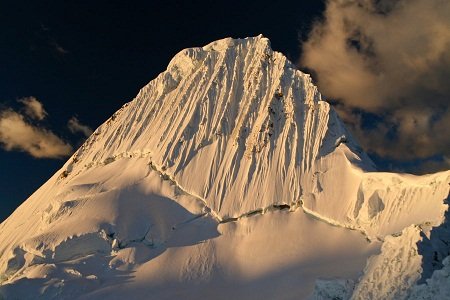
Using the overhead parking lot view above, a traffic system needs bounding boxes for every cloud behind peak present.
[301,0,450,172]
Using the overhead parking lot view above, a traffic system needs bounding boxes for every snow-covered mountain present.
[0,35,449,299]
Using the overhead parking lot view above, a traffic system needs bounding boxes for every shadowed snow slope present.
[0,36,449,299]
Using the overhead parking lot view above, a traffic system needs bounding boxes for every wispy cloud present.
[35,23,69,56]
[0,110,72,159]
[18,96,47,121]
[68,117,93,137]
[301,0,450,171]
[49,39,69,55]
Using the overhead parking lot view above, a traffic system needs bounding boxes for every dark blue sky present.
[0,0,326,222]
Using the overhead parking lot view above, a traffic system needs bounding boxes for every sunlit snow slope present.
[0,36,449,300]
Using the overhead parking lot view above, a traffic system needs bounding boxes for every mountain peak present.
[165,35,290,98]
[202,34,270,51]
[1,36,448,300]
[58,36,370,219]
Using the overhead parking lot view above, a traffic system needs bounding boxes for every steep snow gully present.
[0,36,449,299]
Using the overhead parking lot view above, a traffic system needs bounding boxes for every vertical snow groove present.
[55,36,365,219]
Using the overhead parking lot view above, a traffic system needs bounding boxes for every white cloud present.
[18,96,48,121]
[68,117,93,137]
[301,0,450,169]
[0,110,72,159]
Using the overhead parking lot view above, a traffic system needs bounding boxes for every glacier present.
[0,35,449,299]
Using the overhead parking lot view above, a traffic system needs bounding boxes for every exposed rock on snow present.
[0,35,449,299]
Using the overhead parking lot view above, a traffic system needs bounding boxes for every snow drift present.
[0,36,449,299]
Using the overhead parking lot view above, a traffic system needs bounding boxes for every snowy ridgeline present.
[0,36,449,299]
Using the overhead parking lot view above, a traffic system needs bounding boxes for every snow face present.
[352,225,426,299]
[0,35,449,299]
[52,35,377,221]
